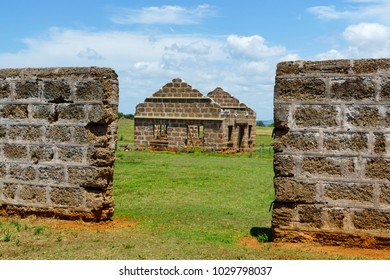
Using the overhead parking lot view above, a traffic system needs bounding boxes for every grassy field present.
[0,120,373,259]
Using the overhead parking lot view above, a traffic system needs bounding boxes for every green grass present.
[114,150,274,245]
[256,126,273,148]
[0,123,367,260]
[117,119,134,146]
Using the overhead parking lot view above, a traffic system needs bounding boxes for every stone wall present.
[0,67,118,221]
[272,58,390,247]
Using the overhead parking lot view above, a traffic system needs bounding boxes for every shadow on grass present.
[250,227,272,243]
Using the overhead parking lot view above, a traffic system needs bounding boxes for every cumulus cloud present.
[313,23,390,60]
[225,35,286,60]
[342,22,390,58]
[0,27,295,119]
[111,4,215,25]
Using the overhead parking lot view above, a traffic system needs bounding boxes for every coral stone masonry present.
[0,67,118,221]
[272,58,390,247]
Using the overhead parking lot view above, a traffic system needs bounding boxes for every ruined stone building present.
[134,78,256,152]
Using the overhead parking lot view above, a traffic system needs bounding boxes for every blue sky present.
[1,0,390,120]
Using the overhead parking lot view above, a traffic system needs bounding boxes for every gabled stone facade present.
[134,78,256,152]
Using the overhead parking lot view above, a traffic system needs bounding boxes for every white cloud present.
[315,49,346,60]
[308,0,390,24]
[343,22,390,57]
[165,40,211,55]
[111,4,215,25]
[77,48,103,60]
[307,6,351,20]
[0,28,295,119]
[225,35,286,60]
[312,22,390,60]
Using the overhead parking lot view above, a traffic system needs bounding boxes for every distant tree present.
[118,112,134,119]
[267,123,274,127]
[256,120,265,127]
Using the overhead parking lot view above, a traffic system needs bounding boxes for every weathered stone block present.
[75,80,103,101]
[87,104,116,124]
[294,105,339,128]
[379,185,390,204]
[31,104,57,122]
[346,105,381,128]
[0,164,6,178]
[373,133,386,154]
[30,145,54,164]
[68,166,112,188]
[352,58,390,74]
[380,79,390,100]
[37,165,65,184]
[330,77,376,101]
[275,61,300,76]
[301,157,349,177]
[3,144,28,159]
[0,126,5,137]
[49,187,83,207]
[19,185,46,203]
[2,183,18,200]
[303,59,352,75]
[274,155,296,177]
[42,80,71,102]
[15,81,39,99]
[8,125,43,142]
[271,202,296,227]
[0,81,10,99]
[323,132,368,153]
[274,177,317,203]
[9,164,36,181]
[353,209,390,230]
[298,205,323,228]
[1,104,28,119]
[275,78,326,101]
[274,103,289,129]
[323,183,373,203]
[46,126,72,143]
[57,104,85,121]
[365,158,390,181]
[58,146,84,163]
[325,208,345,229]
[274,130,319,152]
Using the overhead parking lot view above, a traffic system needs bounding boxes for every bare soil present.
[239,236,390,259]
[34,217,138,230]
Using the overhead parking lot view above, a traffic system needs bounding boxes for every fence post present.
[249,144,252,158]
[259,146,263,157]
[144,141,148,151]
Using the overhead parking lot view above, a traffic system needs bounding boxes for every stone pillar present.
[0,67,118,221]
[272,59,390,247]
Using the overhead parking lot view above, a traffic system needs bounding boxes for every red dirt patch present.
[1,216,138,231]
[39,217,138,230]
[239,236,390,259]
